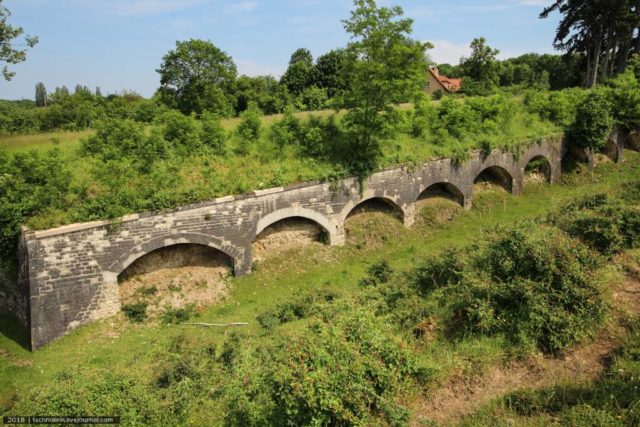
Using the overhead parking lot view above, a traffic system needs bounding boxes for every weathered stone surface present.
[7,135,598,349]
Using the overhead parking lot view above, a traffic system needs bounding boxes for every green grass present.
[1,151,638,424]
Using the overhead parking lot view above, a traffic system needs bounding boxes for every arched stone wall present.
[416,182,467,207]
[105,232,245,279]
[253,207,337,244]
[19,134,619,349]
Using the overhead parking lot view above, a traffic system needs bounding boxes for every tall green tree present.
[313,49,349,98]
[541,0,640,87]
[460,37,500,84]
[341,0,428,175]
[0,0,38,80]
[156,39,237,115]
[289,48,313,66]
[281,48,316,96]
[35,82,47,107]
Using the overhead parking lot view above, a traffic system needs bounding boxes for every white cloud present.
[428,40,471,65]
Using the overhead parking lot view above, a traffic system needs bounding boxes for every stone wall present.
[13,135,596,349]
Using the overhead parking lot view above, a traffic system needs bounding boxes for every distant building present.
[425,67,462,95]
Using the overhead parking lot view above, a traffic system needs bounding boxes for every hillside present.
[0,150,638,425]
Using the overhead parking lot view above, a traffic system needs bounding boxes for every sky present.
[0,0,561,100]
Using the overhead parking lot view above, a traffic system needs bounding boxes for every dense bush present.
[548,194,640,257]
[256,290,338,330]
[523,88,587,128]
[122,302,148,323]
[12,371,165,424]
[375,222,606,355]
[0,91,166,135]
[0,148,72,273]
[444,223,605,354]
[226,305,430,426]
[569,91,614,150]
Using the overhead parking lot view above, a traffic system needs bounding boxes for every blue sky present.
[0,0,560,100]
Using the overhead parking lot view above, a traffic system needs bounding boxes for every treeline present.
[437,50,585,92]
[541,0,640,87]
[0,87,164,134]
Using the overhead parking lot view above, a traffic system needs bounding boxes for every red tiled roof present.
[429,67,462,92]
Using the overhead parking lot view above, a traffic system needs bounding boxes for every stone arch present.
[339,196,405,224]
[562,146,590,173]
[473,165,514,193]
[523,155,552,184]
[416,182,466,207]
[254,207,334,242]
[106,232,246,280]
[628,132,640,152]
[604,139,620,163]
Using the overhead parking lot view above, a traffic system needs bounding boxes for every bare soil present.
[410,276,640,426]
[252,218,323,262]
[118,245,231,314]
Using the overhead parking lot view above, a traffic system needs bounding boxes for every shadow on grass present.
[0,311,29,351]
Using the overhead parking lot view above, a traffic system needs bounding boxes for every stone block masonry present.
[4,133,628,349]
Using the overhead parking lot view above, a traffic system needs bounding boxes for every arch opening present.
[474,166,513,193]
[603,140,619,162]
[524,155,551,185]
[627,132,640,152]
[345,197,404,222]
[417,182,465,206]
[117,243,232,316]
[252,216,327,262]
[561,146,589,174]
[416,182,464,226]
[343,197,405,247]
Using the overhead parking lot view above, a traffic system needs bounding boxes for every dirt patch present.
[252,218,324,262]
[415,198,462,227]
[473,181,509,194]
[524,171,547,184]
[345,210,405,249]
[119,244,231,314]
[410,276,640,426]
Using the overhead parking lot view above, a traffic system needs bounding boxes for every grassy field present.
[1,150,638,425]
[0,96,562,231]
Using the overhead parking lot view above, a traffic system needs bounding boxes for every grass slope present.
[0,151,638,425]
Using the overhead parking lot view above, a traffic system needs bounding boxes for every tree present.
[281,48,316,96]
[0,0,38,81]
[313,49,349,98]
[35,82,47,107]
[289,48,313,66]
[341,0,428,175]
[156,39,237,115]
[460,37,500,84]
[541,1,640,87]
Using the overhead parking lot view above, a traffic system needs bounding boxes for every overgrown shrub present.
[0,148,72,274]
[236,103,262,143]
[359,259,393,287]
[268,109,301,147]
[570,91,614,150]
[122,302,148,323]
[161,305,194,324]
[156,110,201,152]
[10,371,164,425]
[225,306,431,426]
[548,194,640,257]
[444,223,605,354]
[256,290,337,330]
[199,111,227,155]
